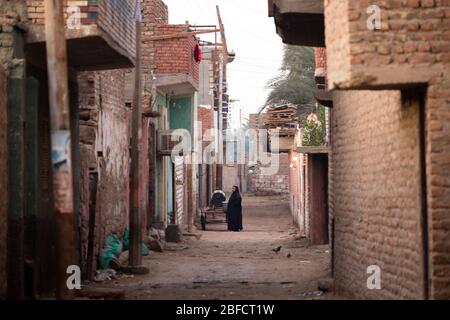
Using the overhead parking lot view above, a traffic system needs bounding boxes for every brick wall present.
[26,0,136,60]
[325,0,450,299]
[0,63,7,299]
[249,153,290,195]
[331,90,424,299]
[154,24,200,83]
[198,105,213,148]
[27,0,97,25]
[325,0,449,89]
[141,0,168,105]
[1,2,27,68]
[315,47,327,69]
[78,70,131,271]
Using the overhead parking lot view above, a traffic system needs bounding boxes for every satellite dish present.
[227,50,236,63]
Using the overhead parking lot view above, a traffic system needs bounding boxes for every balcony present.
[269,0,324,47]
[153,24,200,95]
[26,0,136,71]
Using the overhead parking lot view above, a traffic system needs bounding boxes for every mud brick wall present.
[331,90,424,299]
[154,24,200,83]
[78,70,131,271]
[325,0,450,88]
[249,153,290,195]
[325,0,450,299]
[0,2,27,67]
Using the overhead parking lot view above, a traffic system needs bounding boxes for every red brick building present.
[1,0,137,298]
[270,0,450,299]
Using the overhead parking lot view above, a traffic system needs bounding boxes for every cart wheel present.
[201,215,206,231]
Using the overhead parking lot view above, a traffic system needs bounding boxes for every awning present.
[270,0,325,47]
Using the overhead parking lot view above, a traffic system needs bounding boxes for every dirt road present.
[94,195,331,300]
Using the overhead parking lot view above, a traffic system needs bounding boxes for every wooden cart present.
[199,202,228,231]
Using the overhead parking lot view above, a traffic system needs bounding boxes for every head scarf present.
[229,185,241,203]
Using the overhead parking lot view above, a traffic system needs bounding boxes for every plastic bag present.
[100,234,123,270]
[124,229,150,256]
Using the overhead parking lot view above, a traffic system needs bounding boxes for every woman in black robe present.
[227,186,243,232]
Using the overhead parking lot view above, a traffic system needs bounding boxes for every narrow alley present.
[1,0,450,306]
[92,195,330,300]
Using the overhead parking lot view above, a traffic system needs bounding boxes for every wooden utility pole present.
[128,0,144,270]
[44,0,75,299]
[216,5,228,190]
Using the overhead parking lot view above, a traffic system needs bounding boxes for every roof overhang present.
[155,73,199,96]
[314,90,333,108]
[26,25,135,71]
[270,0,325,47]
[297,146,330,154]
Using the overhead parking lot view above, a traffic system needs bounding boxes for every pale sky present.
[162,0,284,127]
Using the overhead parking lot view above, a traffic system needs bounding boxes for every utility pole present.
[216,5,228,190]
[128,0,148,274]
[129,0,142,268]
[44,0,75,299]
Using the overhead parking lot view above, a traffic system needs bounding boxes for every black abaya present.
[227,189,243,231]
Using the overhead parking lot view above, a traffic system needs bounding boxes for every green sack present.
[100,234,123,270]
[123,229,150,256]
[123,229,129,251]
[141,243,150,256]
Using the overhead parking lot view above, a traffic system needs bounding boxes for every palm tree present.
[263,45,316,120]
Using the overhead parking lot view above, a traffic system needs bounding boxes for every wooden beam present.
[129,0,143,269]
[142,107,161,118]
[146,29,220,41]
[216,6,228,60]
[44,0,76,300]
